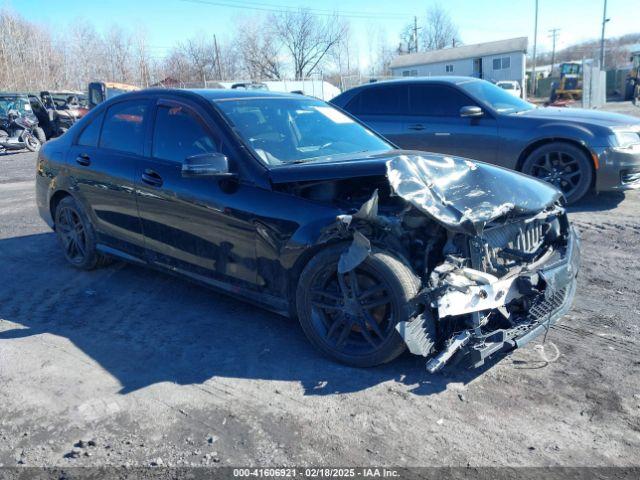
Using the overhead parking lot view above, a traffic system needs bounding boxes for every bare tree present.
[66,22,109,88]
[399,24,417,54]
[104,25,133,82]
[238,18,282,80]
[270,9,346,80]
[420,4,461,51]
[178,35,218,83]
[329,19,354,75]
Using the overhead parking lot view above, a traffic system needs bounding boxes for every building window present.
[445,64,454,73]
[493,56,511,70]
[402,70,418,77]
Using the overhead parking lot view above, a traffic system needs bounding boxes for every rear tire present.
[54,196,111,270]
[296,245,420,367]
[522,142,593,204]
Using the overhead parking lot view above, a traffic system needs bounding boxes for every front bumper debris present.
[415,227,580,372]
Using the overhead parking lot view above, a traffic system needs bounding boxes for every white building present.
[390,37,528,87]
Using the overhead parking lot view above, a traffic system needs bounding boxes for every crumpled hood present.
[386,153,561,235]
[270,150,562,236]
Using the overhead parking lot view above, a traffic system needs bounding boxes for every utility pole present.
[548,28,560,76]
[413,16,420,53]
[530,0,539,97]
[213,34,223,81]
[599,0,609,68]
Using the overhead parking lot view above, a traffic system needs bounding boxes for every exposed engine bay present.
[275,153,580,371]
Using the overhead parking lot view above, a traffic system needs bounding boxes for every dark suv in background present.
[331,77,640,203]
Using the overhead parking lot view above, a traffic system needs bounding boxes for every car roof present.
[104,88,310,104]
[186,88,304,101]
[356,76,479,87]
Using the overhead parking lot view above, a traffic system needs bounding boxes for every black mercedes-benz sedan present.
[36,88,580,371]
[331,77,640,204]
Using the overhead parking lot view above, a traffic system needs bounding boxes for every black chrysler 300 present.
[36,89,580,371]
[331,77,640,204]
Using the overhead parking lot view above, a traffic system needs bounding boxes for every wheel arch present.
[516,137,597,186]
[49,189,73,223]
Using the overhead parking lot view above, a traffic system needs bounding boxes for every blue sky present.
[6,0,637,68]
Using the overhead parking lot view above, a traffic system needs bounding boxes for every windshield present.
[459,80,534,114]
[0,96,32,118]
[215,97,392,165]
[497,83,514,90]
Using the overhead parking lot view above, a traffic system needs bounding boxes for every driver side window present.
[152,105,220,163]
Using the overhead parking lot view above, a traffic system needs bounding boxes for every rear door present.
[66,99,149,259]
[135,98,258,286]
[398,83,498,162]
[343,84,409,142]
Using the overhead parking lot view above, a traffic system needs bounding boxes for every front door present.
[393,83,498,163]
[135,98,258,286]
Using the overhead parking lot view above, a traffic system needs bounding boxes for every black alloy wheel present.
[54,196,111,270]
[522,142,592,204]
[296,246,420,367]
[310,266,395,354]
[56,204,88,266]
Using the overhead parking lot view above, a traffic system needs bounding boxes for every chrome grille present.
[516,222,545,253]
[476,220,547,273]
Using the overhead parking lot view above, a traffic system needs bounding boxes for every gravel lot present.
[1,106,640,467]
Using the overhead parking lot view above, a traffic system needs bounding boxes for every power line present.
[180,0,412,20]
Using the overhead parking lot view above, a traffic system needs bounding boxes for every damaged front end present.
[406,208,579,372]
[333,153,580,372]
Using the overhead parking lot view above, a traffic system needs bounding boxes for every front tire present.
[296,245,420,367]
[54,196,110,270]
[521,142,593,204]
[24,133,40,152]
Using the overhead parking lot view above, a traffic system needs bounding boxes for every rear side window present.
[348,85,409,115]
[77,112,104,147]
[409,85,474,117]
[99,101,147,155]
[152,105,219,163]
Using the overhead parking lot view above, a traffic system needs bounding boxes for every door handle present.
[408,123,425,131]
[76,153,90,166]
[141,169,163,187]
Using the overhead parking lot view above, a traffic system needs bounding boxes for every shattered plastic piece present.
[426,331,472,373]
[435,267,522,317]
[338,230,371,274]
[395,313,436,357]
[353,189,379,220]
[385,154,561,235]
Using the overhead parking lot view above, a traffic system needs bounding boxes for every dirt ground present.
[1,107,640,467]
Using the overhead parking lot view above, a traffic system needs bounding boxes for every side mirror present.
[460,105,484,118]
[182,152,234,177]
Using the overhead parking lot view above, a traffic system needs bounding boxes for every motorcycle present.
[0,109,41,153]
